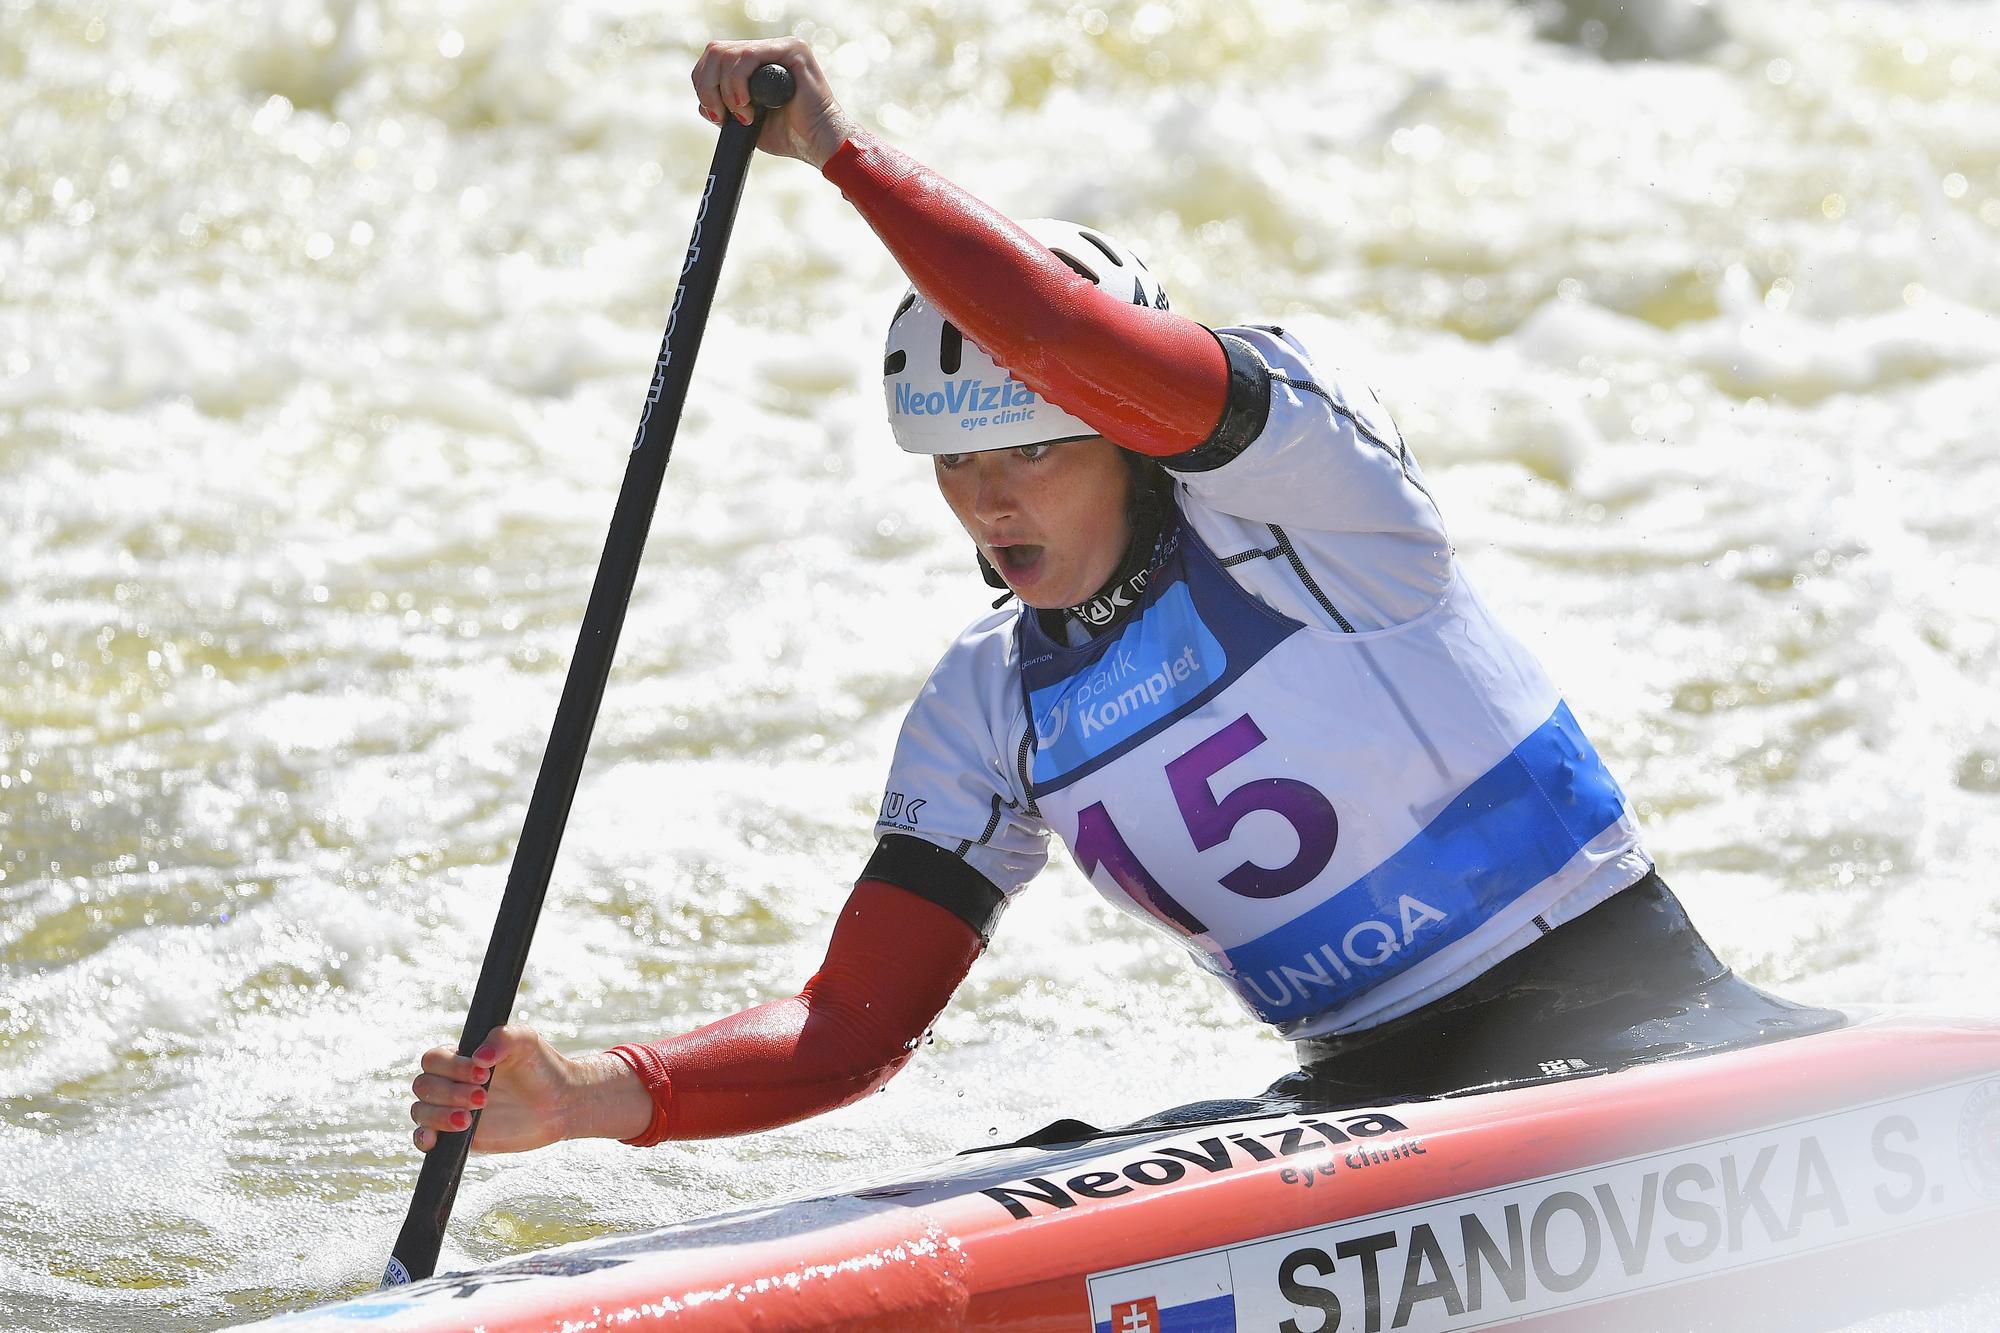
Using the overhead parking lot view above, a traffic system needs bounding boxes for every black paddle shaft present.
[384,62,797,1288]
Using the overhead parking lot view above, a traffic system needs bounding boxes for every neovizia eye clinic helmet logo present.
[893,377,1038,418]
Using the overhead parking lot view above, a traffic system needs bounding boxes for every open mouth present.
[990,544,1044,581]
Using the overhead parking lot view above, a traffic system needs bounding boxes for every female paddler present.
[409,37,1837,1156]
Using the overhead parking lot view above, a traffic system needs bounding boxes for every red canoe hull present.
[252,1012,2000,1331]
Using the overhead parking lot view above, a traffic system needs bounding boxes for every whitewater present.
[3,0,1997,1327]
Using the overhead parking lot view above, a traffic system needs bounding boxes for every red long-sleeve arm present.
[821,135,1233,459]
[605,878,983,1144]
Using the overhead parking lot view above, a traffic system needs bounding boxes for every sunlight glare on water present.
[2,0,1997,1328]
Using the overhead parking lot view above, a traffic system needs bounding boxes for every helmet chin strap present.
[978,549,1010,590]
[977,551,1014,610]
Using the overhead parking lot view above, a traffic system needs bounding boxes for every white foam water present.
[2,0,1997,1327]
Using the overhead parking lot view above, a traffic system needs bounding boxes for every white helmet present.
[882,219,1169,456]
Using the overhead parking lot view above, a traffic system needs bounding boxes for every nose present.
[967,454,1017,525]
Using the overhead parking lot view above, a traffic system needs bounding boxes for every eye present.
[1015,443,1052,461]
[934,452,967,469]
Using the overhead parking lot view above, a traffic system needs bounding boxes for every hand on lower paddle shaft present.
[409,1023,647,1154]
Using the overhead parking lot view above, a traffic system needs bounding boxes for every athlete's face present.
[933,437,1132,610]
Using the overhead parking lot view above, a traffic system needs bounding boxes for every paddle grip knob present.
[749,63,796,110]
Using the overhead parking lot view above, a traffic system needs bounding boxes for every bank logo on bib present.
[1031,583,1225,782]
[1034,698,1071,748]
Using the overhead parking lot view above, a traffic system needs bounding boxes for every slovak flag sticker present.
[1090,1250,1235,1333]
[1109,1296,1162,1332]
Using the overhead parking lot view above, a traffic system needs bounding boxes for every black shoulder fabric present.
[860,833,1008,944]
[1161,331,1271,474]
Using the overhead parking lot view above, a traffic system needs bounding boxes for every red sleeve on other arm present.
[605,878,982,1145]
[822,135,1230,458]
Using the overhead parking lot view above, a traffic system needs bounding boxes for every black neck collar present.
[1064,551,1157,631]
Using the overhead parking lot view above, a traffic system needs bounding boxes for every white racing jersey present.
[873,325,1651,1041]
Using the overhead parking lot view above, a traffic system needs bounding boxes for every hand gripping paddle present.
[382,61,797,1288]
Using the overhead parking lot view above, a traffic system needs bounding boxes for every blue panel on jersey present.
[1022,521,1297,796]
[1028,582,1224,782]
[1214,701,1627,1024]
